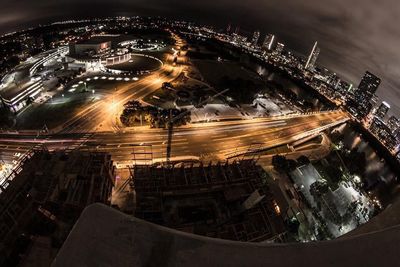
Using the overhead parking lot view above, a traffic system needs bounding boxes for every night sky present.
[1,0,400,115]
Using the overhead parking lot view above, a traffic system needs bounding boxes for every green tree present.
[272,155,289,173]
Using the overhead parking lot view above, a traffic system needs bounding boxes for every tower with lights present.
[262,34,275,51]
[305,41,320,71]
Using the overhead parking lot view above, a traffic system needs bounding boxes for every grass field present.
[193,60,262,86]
[193,60,265,104]
[15,92,101,130]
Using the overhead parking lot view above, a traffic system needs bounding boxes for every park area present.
[193,60,265,104]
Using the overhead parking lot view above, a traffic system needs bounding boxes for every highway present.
[0,111,348,166]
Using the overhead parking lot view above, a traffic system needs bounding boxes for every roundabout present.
[104,53,163,75]
[119,39,166,52]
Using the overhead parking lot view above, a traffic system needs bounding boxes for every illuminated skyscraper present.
[251,31,260,47]
[346,71,381,119]
[369,116,399,152]
[374,101,390,120]
[262,34,275,50]
[387,116,400,134]
[358,71,381,96]
[370,94,380,110]
[273,42,284,57]
[305,41,320,71]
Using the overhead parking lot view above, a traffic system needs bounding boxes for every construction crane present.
[166,88,229,166]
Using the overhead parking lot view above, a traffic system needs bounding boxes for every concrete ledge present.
[52,203,400,267]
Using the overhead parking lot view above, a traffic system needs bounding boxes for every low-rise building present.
[69,36,112,56]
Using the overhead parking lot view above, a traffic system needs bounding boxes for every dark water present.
[332,123,399,205]
[338,124,397,183]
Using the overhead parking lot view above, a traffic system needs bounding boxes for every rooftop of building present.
[75,36,113,45]
[0,78,38,101]
[53,203,400,267]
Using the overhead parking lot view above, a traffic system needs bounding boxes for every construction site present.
[112,145,287,242]
[0,148,115,266]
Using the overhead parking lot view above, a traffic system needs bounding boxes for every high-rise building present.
[262,34,275,50]
[305,41,320,71]
[369,117,399,152]
[387,116,400,133]
[327,73,341,89]
[374,101,390,120]
[334,79,341,90]
[356,71,381,101]
[346,71,381,119]
[370,94,380,111]
[273,42,285,57]
[251,31,260,47]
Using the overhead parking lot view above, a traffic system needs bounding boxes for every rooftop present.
[53,203,400,267]
[0,79,38,100]
[76,36,113,45]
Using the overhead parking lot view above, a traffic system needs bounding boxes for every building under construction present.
[133,159,286,242]
[0,149,115,266]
